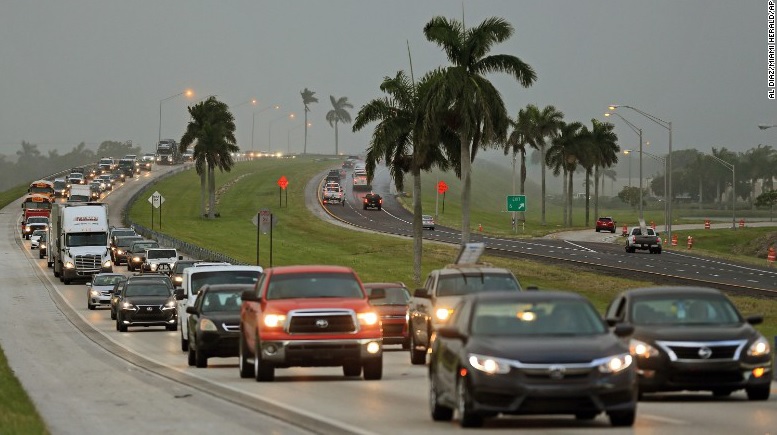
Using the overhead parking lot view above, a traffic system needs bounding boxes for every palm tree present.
[504,106,533,223]
[586,119,619,223]
[326,96,354,156]
[180,97,239,219]
[546,121,584,226]
[525,105,564,226]
[423,16,536,244]
[300,88,318,154]
[353,70,452,283]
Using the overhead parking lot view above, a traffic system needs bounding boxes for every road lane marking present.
[639,414,688,425]
[563,240,596,252]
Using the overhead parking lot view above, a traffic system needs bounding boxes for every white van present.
[175,264,262,351]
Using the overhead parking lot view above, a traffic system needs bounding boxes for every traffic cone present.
[687,236,693,249]
[478,223,483,232]
[767,247,776,266]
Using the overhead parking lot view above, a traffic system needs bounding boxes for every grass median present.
[127,156,777,339]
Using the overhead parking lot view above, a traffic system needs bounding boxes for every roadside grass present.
[663,227,777,266]
[0,184,48,434]
[127,157,777,339]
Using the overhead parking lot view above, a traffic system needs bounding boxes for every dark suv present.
[596,216,616,233]
[127,240,160,271]
[409,263,523,364]
[363,193,382,210]
[114,275,177,332]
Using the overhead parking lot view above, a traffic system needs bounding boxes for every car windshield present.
[200,290,243,313]
[366,287,410,305]
[93,275,126,286]
[191,270,261,291]
[174,261,199,273]
[131,242,158,252]
[112,230,135,239]
[125,283,171,297]
[66,232,107,247]
[471,300,606,336]
[116,237,142,248]
[266,273,363,299]
[437,273,521,297]
[147,250,176,259]
[631,295,742,325]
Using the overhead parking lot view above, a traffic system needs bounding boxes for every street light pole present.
[609,105,673,241]
[249,104,280,153]
[606,112,643,223]
[709,154,736,229]
[269,113,294,152]
[159,89,193,143]
[625,149,668,232]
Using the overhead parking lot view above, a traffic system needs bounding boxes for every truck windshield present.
[148,250,176,259]
[437,273,522,297]
[66,232,108,247]
[266,273,363,299]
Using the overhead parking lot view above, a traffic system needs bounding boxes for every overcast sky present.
[0,1,771,160]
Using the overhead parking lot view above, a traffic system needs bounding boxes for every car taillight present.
[631,236,636,243]
[379,199,383,204]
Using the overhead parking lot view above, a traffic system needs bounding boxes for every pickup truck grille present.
[287,309,356,334]
[75,254,102,271]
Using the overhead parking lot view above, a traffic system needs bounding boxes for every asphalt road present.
[2,161,776,434]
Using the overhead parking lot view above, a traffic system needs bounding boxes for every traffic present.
[8,155,776,432]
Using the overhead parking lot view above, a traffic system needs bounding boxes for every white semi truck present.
[50,202,113,284]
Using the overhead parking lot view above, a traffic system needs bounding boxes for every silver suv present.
[408,263,523,365]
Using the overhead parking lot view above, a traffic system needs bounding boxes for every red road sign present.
[437,181,448,194]
[277,175,288,190]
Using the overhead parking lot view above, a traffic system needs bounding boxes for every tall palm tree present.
[546,121,584,226]
[586,119,619,223]
[180,97,238,219]
[504,106,533,223]
[423,16,536,244]
[326,96,354,156]
[525,105,564,226]
[300,88,318,154]
[353,70,452,283]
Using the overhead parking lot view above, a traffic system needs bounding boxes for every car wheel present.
[595,228,600,232]
[195,348,207,368]
[608,409,636,427]
[254,340,274,382]
[110,307,116,320]
[187,344,196,367]
[39,252,44,259]
[746,384,770,401]
[429,371,454,421]
[611,229,616,233]
[343,362,361,377]
[117,314,128,332]
[402,335,411,350]
[180,328,189,352]
[53,268,59,278]
[410,333,426,365]
[166,323,177,331]
[87,300,94,310]
[456,377,483,428]
[238,333,254,379]
[362,356,382,380]
[63,277,71,285]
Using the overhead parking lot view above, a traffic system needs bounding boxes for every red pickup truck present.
[239,265,383,381]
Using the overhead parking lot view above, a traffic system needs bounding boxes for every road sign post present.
[148,191,165,230]
[277,176,288,208]
[506,195,526,212]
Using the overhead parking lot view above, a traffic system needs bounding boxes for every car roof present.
[469,290,586,303]
[363,282,407,289]
[620,286,724,298]
[436,264,514,275]
[198,283,255,293]
[267,265,355,275]
[184,265,263,275]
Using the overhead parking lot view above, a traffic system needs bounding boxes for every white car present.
[422,215,435,230]
[143,248,181,273]
[86,273,127,310]
[29,229,47,249]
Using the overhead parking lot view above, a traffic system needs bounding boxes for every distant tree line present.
[0,140,141,191]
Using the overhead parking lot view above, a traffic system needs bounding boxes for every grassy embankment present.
[0,186,48,434]
[128,156,777,339]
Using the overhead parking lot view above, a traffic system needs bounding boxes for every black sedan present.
[605,286,772,400]
[429,291,637,428]
[115,278,177,332]
[185,284,252,368]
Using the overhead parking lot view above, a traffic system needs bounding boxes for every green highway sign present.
[507,195,526,212]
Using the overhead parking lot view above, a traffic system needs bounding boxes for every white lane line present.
[639,414,688,425]
[670,251,777,276]
[563,240,597,252]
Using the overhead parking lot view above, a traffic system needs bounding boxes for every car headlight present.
[122,302,136,310]
[357,311,379,326]
[435,307,453,321]
[468,353,511,374]
[162,300,176,310]
[748,336,771,357]
[174,276,183,283]
[103,259,112,268]
[132,256,140,262]
[40,243,46,249]
[263,314,287,328]
[199,318,217,332]
[116,250,123,255]
[629,339,659,358]
[150,263,158,271]
[64,261,75,269]
[597,353,633,374]
[90,290,100,297]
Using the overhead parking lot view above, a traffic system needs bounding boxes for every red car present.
[364,282,412,349]
[596,216,616,233]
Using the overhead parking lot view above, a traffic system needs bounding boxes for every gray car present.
[87,273,127,310]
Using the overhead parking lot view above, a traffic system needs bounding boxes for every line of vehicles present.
[19,157,775,429]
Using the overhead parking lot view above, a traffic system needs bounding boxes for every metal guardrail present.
[120,165,247,265]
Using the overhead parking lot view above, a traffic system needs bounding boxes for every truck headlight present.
[103,259,112,268]
[64,261,75,269]
[468,353,511,374]
[174,276,183,284]
[263,314,286,328]
[597,353,633,374]
[357,311,379,326]
[435,307,453,321]
[199,318,217,331]
[150,264,158,271]
[748,337,771,357]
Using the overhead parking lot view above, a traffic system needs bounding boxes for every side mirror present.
[178,256,184,260]
[437,326,466,341]
[241,290,260,302]
[746,315,764,325]
[613,323,634,337]
[605,316,619,327]
[413,288,430,298]
[174,288,185,300]
[185,306,198,315]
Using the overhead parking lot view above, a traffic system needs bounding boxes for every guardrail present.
[120,164,248,265]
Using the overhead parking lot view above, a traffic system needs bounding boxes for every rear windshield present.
[125,283,171,297]
[436,273,522,297]
[266,273,363,300]
[366,287,410,305]
[200,290,243,313]
[147,250,177,259]
[93,275,126,286]
[191,270,261,293]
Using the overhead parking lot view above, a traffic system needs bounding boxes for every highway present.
[1,162,775,434]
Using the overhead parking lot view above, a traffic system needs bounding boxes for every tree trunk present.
[540,143,547,225]
[208,164,216,219]
[460,132,472,244]
[568,169,574,227]
[584,169,591,227]
[716,181,721,209]
[698,177,703,209]
[412,166,423,285]
[594,165,600,221]
[200,168,207,217]
[334,120,339,156]
[520,149,526,222]
[303,109,308,155]
[562,170,568,226]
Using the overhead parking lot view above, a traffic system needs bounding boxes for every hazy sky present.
[0,1,771,160]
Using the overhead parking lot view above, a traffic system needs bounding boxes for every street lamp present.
[251,104,280,152]
[606,112,644,223]
[609,104,673,241]
[159,89,194,142]
[624,149,668,232]
[708,153,736,229]
[287,122,312,154]
[758,124,777,130]
[269,113,295,152]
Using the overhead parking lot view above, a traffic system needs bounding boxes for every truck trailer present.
[50,202,113,284]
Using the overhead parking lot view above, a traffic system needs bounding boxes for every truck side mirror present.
[413,288,430,298]
[174,288,185,300]
[185,306,198,315]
